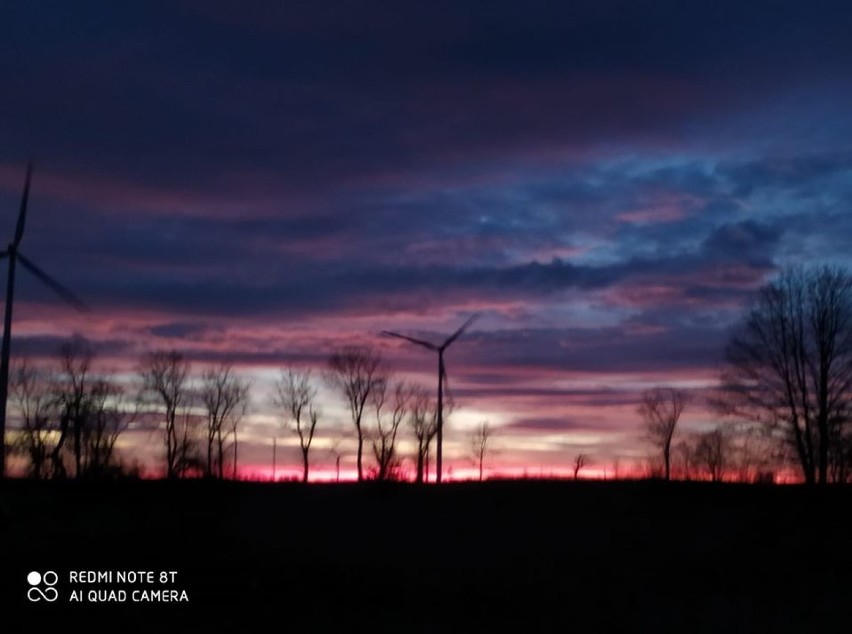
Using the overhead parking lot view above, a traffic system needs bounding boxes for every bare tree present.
[694,428,728,482]
[201,363,250,479]
[469,421,492,481]
[80,378,130,477]
[674,439,696,481]
[370,380,409,481]
[232,426,239,480]
[326,346,387,482]
[52,338,94,477]
[729,427,778,483]
[408,386,437,483]
[611,457,621,480]
[22,341,132,479]
[573,453,587,480]
[328,435,344,483]
[176,414,204,477]
[273,368,319,483]
[716,266,852,484]
[46,338,127,479]
[830,434,852,483]
[9,361,57,478]
[638,387,687,481]
[140,350,196,479]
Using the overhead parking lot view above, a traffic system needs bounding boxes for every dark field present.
[1,480,850,633]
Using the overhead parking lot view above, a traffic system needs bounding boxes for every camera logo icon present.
[27,571,59,602]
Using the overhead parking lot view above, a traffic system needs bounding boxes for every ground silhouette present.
[1,480,850,632]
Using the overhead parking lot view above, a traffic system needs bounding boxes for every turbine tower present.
[383,314,478,483]
[0,164,86,477]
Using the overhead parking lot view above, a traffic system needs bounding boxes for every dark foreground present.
[1,480,850,633]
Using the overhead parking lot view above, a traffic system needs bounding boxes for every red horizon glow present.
[228,464,801,485]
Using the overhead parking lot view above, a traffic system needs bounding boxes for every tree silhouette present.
[54,338,94,477]
[638,387,687,481]
[80,378,130,477]
[573,453,587,480]
[694,428,728,482]
[9,361,56,478]
[201,363,249,479]
[273,368,319,483]
[716,266,852,484]
[673,439,695,481]
[369,380,410,481]
[140,350,197,479]
[408,386,437,483]
[326,346,387,482]
[830,435,852,483]
[327,433,348,483]
[611,457,621,480]
[11,342,132,479]
[469,421,492,481]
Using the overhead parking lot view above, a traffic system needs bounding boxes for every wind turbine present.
[0,164,86,478]
[383,314,478,483]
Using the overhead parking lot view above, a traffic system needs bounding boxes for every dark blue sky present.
[2,1,852,474]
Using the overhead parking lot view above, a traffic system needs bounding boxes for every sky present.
[2,1,852,479]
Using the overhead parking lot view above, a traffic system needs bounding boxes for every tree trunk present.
[818,398,829,485]
[51,413,70,479]
[415,450,425,484]
[356,426,363,482]
[73,417,82,478]
[232,429,238,480]
[217,433,225,480]
[302,448,309,483]
[166,411,177,479]
[207,435,214,479]
[818,429,828,482]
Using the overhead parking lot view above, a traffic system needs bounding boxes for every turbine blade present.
[0,250,8,261]
[17,253,88,312]
[13,163,34,247]
[381,330,438,351]
[440,361,455,414]
[442,313,480,348]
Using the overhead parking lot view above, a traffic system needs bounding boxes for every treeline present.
[634,390,779,484]
[637,265,852,485]
[11,339,135,479]
[10,343,252,480]
[9,265,852,485]
[269,347,445,483]
[8,342,449,483]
